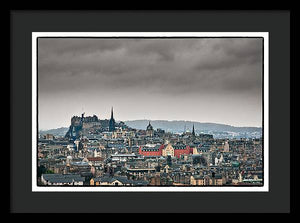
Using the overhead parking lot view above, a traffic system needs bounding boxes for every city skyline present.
[38,38,263,130]
[38,108,262,131]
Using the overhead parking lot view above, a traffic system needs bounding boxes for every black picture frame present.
[10,10,290,213]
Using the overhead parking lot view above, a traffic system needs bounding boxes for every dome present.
[146,121,153,130]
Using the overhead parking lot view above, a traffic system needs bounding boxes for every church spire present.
[111,107,114,119]
[109,107,115,132]
[192,124,195,136]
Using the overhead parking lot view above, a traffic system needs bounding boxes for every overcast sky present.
[38,38,263,130]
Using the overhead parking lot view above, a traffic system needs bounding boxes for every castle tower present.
[109,107,116,132]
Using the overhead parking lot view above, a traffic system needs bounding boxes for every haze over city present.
[38,38,263,130]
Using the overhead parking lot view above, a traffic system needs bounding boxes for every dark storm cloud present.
[38,38,263,129]
[38,38,262,96]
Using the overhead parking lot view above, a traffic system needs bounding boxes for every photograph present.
[33,32,268,192]
[10,10,291,213]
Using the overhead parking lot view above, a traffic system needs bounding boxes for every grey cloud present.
[38,38,263,129]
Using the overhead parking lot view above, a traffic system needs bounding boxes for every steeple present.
[111,107,114,120]
[109,107,115,132]
[192,124,195,136]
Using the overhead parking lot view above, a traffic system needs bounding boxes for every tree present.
[45,169,54,174]
[37,165,46,177]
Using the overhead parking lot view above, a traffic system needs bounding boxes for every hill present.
[39,120,262,139]
[39,127,69,137]
[124,120,261,133]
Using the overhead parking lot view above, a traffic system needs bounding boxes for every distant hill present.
[124,120,262,134]
[39,127,69,136]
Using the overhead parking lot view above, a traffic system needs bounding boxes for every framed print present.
[11,10,290,213]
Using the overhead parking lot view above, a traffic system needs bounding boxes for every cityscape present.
[37,37,263,187]
[37,107,263,187]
